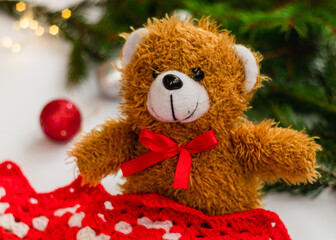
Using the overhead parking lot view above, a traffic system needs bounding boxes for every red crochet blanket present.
[0,161,290,240]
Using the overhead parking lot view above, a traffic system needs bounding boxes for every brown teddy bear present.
[70,16,321,216]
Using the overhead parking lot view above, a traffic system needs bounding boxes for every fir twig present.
[268,84,336,116]
[67,37,87,87]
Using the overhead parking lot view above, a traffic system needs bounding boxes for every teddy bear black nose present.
[162,74,183,90]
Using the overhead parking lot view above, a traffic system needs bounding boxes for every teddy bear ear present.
[121,28,148,69]
[235,45,259,92]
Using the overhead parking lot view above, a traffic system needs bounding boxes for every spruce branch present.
[268,84,336,117]
[67,37,87,87]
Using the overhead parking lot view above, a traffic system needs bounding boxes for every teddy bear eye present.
[152,69,159,79]
[191,68,204,82]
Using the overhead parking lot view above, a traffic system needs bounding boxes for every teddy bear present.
[70,15,321,216]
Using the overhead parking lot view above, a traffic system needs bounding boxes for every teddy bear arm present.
[69,119,136,186]
[232,120,321,183]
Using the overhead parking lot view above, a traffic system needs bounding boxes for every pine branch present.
[267,84,336,117]
[67,37,87,87]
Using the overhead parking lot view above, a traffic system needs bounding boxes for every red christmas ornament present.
[40,99,81,142]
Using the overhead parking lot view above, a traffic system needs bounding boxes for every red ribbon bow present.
[120,129,218,189]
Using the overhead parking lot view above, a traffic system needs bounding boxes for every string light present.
[35,26,45,36]
[11,43,21,53]
[19,17,30,29]
[12,3,68,38]
[1,37,21,54]
[49,25,59,35]
[1,37,13,48]
[62,9,71,19]
[16,2,26,12]
[29,20,38,30]
[5,2,71,55]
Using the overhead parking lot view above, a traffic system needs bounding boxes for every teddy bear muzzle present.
[146,70,209,123]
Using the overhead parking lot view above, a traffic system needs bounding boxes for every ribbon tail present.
[173,148,192,189]
[121,151,175,177]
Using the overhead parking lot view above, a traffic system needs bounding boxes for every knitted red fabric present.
[0,161,291,240]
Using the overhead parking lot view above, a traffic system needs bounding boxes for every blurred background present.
[0,1,335,239]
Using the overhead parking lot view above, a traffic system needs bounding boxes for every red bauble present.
[40,99,81,142]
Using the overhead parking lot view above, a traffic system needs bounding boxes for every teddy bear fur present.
[70,16,321,215]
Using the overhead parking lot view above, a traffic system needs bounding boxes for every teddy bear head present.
[120,16,264,134]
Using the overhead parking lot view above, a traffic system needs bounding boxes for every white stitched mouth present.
[183,102,198,121]
[169,94,199,122]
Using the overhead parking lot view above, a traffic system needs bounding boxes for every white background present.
[0,1,335,239]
